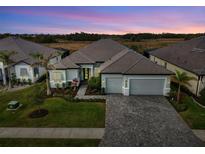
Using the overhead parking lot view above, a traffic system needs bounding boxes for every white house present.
[0,37,65,85]
[49,39,173,96]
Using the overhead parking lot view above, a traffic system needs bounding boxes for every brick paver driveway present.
[100,95,204,147]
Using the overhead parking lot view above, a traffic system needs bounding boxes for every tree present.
[172,70,195,103]
[31,52,57,96]
[0,51,16,89]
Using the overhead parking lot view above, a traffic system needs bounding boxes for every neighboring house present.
[0,37,64,85]
[149,36,205,96]
[49,39,173,96]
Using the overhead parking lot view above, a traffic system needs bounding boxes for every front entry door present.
[83,68,90,80]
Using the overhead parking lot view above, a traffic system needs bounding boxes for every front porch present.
[80,64,94,81]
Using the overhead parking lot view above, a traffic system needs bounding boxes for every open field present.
[0,83,105,128]
[43,38,184,53]
[120,38,184,53]
[0,138,100,147]
[43,41,92,53]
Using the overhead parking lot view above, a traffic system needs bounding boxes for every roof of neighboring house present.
[150,36,205,76]
[0,37,63,65]
[100,50,173,75]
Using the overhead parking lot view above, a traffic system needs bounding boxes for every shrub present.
[11,73,17,86]
[66,81,72,87]
[171,100,188,112]
[88,76,101,90]
[199,88,205,106]
[22,78,27,85]
[176,103,188,112]
[28,79,32,85]
[17,78,21,85]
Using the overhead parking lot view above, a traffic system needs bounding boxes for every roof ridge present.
[99,49,130,72]
[123,55,144,74]
[78,51,94,63]
[11,37,30,62]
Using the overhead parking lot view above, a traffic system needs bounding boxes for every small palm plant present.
[0,51,16,89]
[31,53,56,96]
[172,70,195,103]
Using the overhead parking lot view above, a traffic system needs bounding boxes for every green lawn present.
[0,83,105,127]
[176,96,205,129]
[0,138,100,147]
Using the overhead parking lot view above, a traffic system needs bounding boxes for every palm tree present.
[31,53,56,96]
[0,51,16,89]
[172,70,195,103]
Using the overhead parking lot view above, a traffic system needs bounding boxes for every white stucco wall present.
[150,55,202,95]
[14,62,34,82]
[49,55,62,65]
[66,69,79,81]
[38,66,46,77]
[101,73,170,96]
[49,69,80,88]
[49,70,66,88]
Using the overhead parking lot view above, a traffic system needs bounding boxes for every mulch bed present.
[85,87,102,95]
[29,109,48,118]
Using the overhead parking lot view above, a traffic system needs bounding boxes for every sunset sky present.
[0,6,205,34]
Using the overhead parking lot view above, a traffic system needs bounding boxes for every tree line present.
[0,32,204,43]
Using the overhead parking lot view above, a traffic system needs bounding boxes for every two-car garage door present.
[105,77,165,95]
[130,79,165,95]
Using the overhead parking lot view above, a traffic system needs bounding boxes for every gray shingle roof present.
[77,39,128,63]
[150,36,205,75]
[0,37,63,65]
[53,57,79,69]
[53,39,128,68]
[100,50,173,75]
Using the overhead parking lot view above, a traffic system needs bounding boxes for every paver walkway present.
[0,128,104,139]
[193,130,205,142]
[75,84,106,99]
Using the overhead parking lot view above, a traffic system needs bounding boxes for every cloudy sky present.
[0,6,205,34]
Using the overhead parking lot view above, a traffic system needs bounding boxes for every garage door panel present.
[106,78,122,94]
[130,79,164,95]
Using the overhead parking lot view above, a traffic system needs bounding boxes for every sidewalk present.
[192,129,205,142]
[0,128,104,139]
[75,84,106,99]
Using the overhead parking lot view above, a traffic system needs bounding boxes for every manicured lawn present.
[0,138,100,147]
[0,83,105,127]
[174,96,205,129]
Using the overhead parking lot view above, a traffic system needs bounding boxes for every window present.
[20,68,28,77]
[52,72,64,82]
